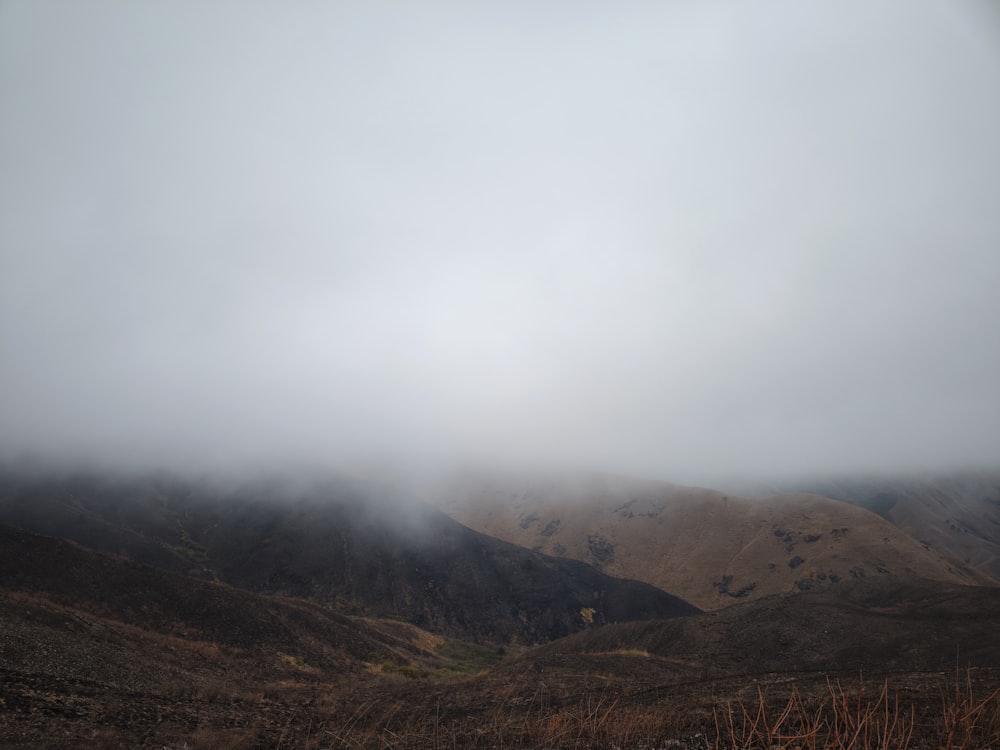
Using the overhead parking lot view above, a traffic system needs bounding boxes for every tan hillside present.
[433,471,995,611]
[731,472,1000,581]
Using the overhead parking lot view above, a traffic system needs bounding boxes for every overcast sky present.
[1,1,999,481]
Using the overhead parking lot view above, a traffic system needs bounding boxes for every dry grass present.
[939,669,1000,750]
[712,672,1000,750]
[298,671,1000,750]
[310,699,687,750]
[16,659,1000,749]
[714,679,913,750]
[67,671,1000,750]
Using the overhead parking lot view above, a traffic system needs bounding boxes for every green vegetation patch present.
[435,639,507,676]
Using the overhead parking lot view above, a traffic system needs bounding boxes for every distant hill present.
[728,472,1000,582]
[433,470,994,610]
[0,469,697,645]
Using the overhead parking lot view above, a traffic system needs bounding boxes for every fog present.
[1,1,999,483]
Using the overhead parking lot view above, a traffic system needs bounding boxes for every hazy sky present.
[2,1,999,481]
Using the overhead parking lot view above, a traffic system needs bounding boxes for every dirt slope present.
[434,470,994,610]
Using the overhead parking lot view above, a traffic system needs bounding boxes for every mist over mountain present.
[3,3,1000,746]
[2,1,999,482]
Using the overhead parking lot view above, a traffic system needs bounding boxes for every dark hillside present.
[0,522,452,747]
[0,470,697,644]
[0,523,434,674]
[528,577,1000,677]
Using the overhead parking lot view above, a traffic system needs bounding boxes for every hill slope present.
[0,523,435,680]
[731,472,1000,582]
[524,577,1000,678]
[0,469,697,644]
[434,470,993,610]
[0,521,491,748]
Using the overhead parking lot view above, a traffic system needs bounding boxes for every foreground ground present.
[4,654,1000,748]
[3,578,1000,749]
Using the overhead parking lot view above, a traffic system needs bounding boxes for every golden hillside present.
[434,471,994,610]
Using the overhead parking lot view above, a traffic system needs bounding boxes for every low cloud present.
[1,1,998,482]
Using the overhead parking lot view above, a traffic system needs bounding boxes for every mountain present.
[433,470,995,610]
[728,471,1000,582]
[0,468,697,645]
